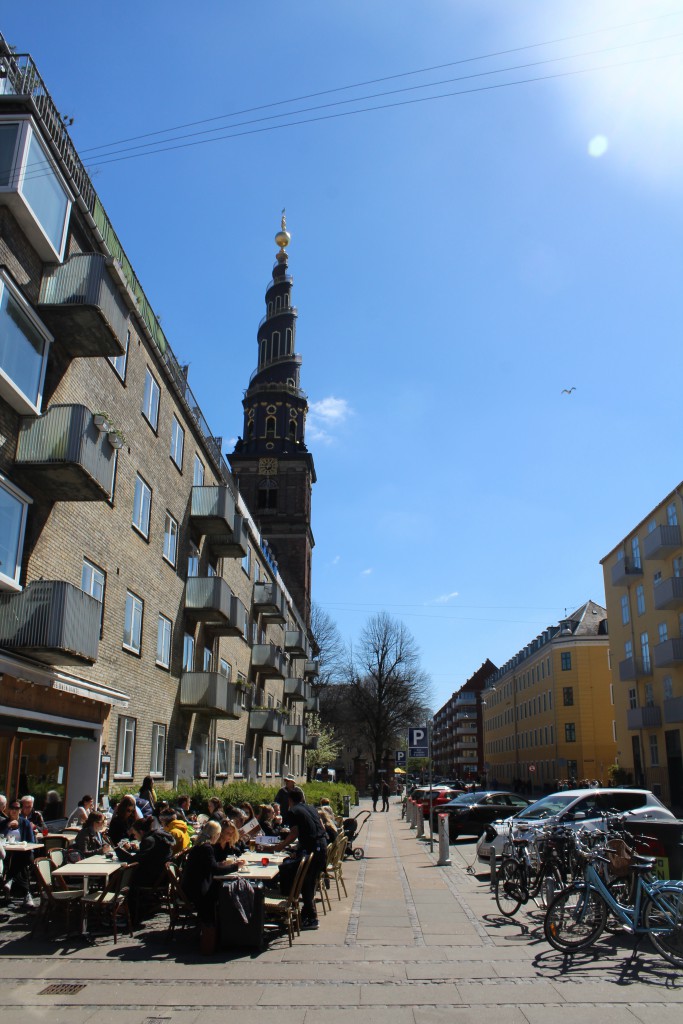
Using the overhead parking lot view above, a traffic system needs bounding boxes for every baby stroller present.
[342,810,371,860]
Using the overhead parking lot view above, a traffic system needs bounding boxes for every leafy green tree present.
[305,712,342,780]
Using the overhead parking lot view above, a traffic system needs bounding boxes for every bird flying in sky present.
[560,387,576,395]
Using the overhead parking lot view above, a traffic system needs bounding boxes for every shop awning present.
[0,716,97,741]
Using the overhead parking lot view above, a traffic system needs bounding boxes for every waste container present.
[624,818,683,881]
[218,879,265,950]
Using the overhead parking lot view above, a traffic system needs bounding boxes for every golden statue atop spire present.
[275,208,291,253]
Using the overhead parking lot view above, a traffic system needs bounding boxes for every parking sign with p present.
[408,727,430,759]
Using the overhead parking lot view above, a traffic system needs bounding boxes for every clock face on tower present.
[259,457,278,475]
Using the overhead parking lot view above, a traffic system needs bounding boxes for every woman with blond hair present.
[181,821,244,924]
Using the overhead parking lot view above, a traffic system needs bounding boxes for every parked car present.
[416,787,463,819]
[430,790,531,839]
[475,788,677,866]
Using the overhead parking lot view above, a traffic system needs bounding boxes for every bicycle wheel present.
[538,864,565,910]
[495,858,526,917]
[643,884,683,969]
[544,885,607,952]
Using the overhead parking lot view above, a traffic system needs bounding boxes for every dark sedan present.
[430,790,532,840]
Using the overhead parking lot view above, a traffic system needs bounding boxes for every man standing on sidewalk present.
[381,780,390,812]
[371,781,380,812]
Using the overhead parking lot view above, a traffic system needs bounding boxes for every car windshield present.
[515,794,577,820]
[448,793,480,806]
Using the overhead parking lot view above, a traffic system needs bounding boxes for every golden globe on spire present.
[275,208,291,254]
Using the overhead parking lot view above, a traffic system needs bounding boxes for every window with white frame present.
[234,741,244,776]
[202,645,212,671]
[632,535,641,569]
[163,512,178,567]
[219,658,231,679]
[156,614,172,668]
[109,328,129,380]
[193,455,205,486]
[0,119,71,259]
[115,716,136,776]
[0,270,51,415]
[649,734,660,767]
[150,723,166,776]
[266,749,273,776]
[275,750,281,775]
[675,556,683,579]
[187,542,199,578]
[197,733,209,776]
[621,594,630,625]
[142,368,160,430]
[238,671,247,708]
[132,474,152,538]
[640,631,651,673]
[256,747,263,776]
[664,676,673,699]
[645,683,655,707]
[183,633,195,672]
[668,502,678,527]
[242,545,251,577]
[123,591,143,654]
[0,474,30,591]
[170,416,184,470]
[217,738,229,776]
[658,622,668,644]
[81,558,105,631]
[636,585,646,615]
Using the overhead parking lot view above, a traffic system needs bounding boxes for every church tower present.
[229,215,316,625]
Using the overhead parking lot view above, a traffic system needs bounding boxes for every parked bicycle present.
[495,821,576,917]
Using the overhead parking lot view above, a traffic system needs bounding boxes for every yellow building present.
[483,601,616,791]
[601,485,683,811]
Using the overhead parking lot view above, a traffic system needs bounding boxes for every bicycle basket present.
[605,838,634,877]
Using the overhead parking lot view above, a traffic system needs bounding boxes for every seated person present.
[74,811,112,858]
[66,795,94,829]
[174,795,196,823]
[116,817,175,900]
[181,821,244,924]
[318,808,338,843]
[257,804,279,837]
[107,795,137,845]
[214,820,245,862]
[160,809,191,855]
[207,797,225,823]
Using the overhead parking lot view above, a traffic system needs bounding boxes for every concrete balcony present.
[251,644,287,679]
[38,253,129,358]
[643,524,682,560]
[179,673,243,719]
[611,557,643,587]
[619,656,652,682]
[654,637,683,669]
[253,582,286,622]
[627,706,662,730]
[284,677,309,702]
[14,404,116,501]
[664,697,683,724]
[0,580,100,664]
[305,695,320,714]
[283,723,306,745]
[284,629,307,655]
[184,577,247,637]
[305,732,320,750]
[190,487,248,558]
[303,659,320,678]
[249,708,284,736]
[654,576,683,611]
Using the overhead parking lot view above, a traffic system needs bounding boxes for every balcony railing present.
[643,524,682,560]
[284,629,307,655]
[0,580,100,664]
[627,706,662,730]
[14,405,116,501]
[249,708,284,736]
[654,576,683,611]
[654,637,683,669]
[619,656,653,682]
[251,644,287,679]
[184,578,247,637]
[257,305,298,330]
[253,582,287,622]
[305,694,320,714]
[304,659,320,678]
[179,673,243,719]
[190,487,247,558]
[611,557,643,587]
[282,723,306,745]
[284,677,309,702]
[664,697,683,724]
[38,253,128,358]
[304,732,319,750]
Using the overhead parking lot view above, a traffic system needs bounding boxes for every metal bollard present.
[416,806,424,838]
[489,854,497,892]
[343,795,351,817]
[437,813,451,866]
[409,801,416,829]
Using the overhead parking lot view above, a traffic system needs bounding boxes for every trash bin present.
[624,818,683,881]
[343,795,351,817]
[218,879,265,950]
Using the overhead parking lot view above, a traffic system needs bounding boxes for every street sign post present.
[395,750,407,767]
[408,725,433,853]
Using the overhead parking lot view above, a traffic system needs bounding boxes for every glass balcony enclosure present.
[0,117,71,260]
[0,474,30,591]
[0,271,51,415]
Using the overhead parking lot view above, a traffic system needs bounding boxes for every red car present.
[413,787,463,818]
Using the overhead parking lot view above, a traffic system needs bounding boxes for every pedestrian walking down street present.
[381,781,390,811]
[371,782,380,812]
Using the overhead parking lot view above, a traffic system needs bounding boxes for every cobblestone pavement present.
[1,801,682,1023]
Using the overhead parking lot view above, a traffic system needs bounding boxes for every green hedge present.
[110,780,357,816]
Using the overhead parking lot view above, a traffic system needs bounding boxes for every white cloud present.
[431,591,459,605]
[331,555,341,566]
[307,396,352,443]
[361,568,373,576]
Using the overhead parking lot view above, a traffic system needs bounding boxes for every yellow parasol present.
[394,767,406,774]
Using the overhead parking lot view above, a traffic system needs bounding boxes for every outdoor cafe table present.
[53,853,120,895]
[0,841,44,853]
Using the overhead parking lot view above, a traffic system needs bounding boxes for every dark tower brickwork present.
[230,215,316,625]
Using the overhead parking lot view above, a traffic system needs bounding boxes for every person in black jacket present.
[181,821,244,923]
[74,812,113,858]
[271,788,327,930]
[116,817,174,918]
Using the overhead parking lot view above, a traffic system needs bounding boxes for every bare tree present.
[344,612,432,775]
[310,601,344,693]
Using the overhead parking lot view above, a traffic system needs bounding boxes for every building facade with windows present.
[0,38,318,813]
[601,484,683,810]
[432,660,497,781]
[482,602,615,791]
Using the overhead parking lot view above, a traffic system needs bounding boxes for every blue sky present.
[6,1,683,708]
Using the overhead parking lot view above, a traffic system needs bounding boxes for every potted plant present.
[93,412,111,432]
[107,428,126,450]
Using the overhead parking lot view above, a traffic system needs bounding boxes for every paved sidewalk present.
[1,801,682,1023]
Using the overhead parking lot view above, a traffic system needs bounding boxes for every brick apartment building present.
[0,38,319,814]
[432,660,496,782]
